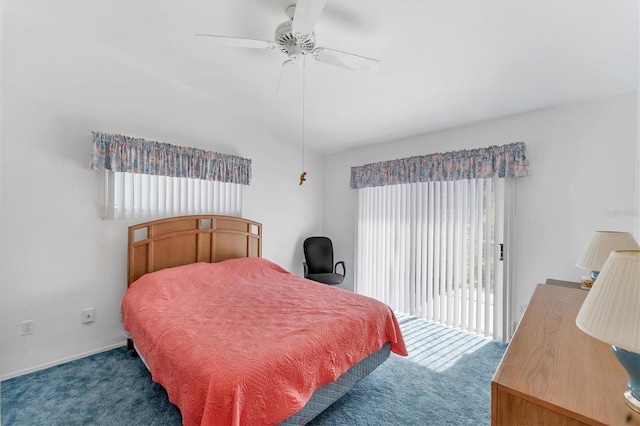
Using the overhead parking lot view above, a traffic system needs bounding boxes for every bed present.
[121,215,407,425]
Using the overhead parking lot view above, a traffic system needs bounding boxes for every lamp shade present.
[576,250,640,353]
[576,231,639,271]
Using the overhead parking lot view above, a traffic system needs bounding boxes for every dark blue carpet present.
[1,317,506,425]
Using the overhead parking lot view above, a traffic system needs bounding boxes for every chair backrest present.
[303,237,334,274]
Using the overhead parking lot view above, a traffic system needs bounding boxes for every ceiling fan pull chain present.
[299,55,307,186]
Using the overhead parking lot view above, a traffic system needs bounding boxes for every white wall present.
[0,4,324,379]
[323,93,638,322]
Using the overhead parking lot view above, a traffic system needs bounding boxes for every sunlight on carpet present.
[396,314,492,372]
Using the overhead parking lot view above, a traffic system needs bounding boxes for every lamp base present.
[580,277,594,290]
[625,390,640,414]
[612,346,640,414]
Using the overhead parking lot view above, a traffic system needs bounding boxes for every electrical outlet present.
[21,320,34,335]
[82,308,95,324]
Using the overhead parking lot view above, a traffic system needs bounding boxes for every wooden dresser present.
[491,284,640,425]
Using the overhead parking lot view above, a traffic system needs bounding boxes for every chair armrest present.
[334,261,346,278]
[303,262,309,278]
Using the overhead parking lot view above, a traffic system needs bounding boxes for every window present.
[103,172,242,220]
[91,131,251,221]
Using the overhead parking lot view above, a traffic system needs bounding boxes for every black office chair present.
[303,236,346,285]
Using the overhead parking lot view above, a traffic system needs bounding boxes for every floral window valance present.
[90,132,251,185]
[350,142,528,189]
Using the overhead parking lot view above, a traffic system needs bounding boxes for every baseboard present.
[0,341,127,382]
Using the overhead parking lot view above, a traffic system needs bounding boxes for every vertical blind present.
[105,172,242,220]
[356,178,506,339]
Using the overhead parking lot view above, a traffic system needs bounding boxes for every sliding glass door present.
[355,178,513,341]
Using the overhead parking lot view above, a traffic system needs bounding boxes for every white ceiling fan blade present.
[195,34,276,50]
[292,0,327,35]
[312,47,380,73]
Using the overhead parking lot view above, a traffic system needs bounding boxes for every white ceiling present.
[7,0,639,154]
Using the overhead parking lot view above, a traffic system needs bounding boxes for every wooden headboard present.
[127,215,262,285]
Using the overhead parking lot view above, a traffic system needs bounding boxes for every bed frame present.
[125,214,390,425]
[127,214,262,285]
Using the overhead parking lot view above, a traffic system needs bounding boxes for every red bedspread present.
[121,257,407,426]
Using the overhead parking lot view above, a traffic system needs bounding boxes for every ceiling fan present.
[195,0,380,73]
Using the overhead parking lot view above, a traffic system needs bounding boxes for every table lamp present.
[576,231,639,289]
[576,250,640,413]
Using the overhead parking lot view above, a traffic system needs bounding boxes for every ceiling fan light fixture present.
[287,45,306,64]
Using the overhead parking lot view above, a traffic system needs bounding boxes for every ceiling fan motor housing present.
[275,20,315,63]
